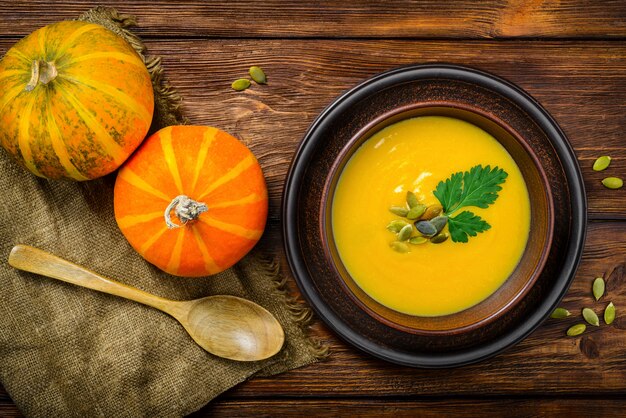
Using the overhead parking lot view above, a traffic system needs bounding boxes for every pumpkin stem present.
[25,60,58,92]
[164,195,208,229]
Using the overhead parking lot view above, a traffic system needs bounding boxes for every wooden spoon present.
[8,245,285,362]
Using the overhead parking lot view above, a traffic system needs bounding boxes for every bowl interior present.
[322,104,554,335]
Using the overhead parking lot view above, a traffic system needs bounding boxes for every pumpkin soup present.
[332,116,530,317]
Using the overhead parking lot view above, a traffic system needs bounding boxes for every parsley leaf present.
[447,211,491,243]
[433,164,508,243]
[433,165,507,215]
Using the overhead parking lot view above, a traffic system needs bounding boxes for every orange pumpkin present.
[0,21,154,180]
[114,126,268,277]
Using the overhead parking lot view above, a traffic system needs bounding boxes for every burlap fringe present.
[252,252,329,360]
[78,6,188,131]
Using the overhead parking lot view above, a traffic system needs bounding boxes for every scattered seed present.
[407,204,426,220]
[550,307,571,319]
[390,241,410,253]
[397,224,413,241]
[430,215,448,234]
[415,220,437,237]
[249,66,267,84]
[602,177,623,189]
[593,156,611,171]
[389,206,409,217]
[419,204,443,221]
[582,308,600,326]
[605,302,616,325]
[430,232,449,244]
[231,78,251,91]
[386,220,409,233]
[566,323,586,337]
[593,277,605,301]
[409,236,428,245]
[406,191,419,209]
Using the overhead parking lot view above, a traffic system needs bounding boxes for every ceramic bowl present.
[283,64,586,367]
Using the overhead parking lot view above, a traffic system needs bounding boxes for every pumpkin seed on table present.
[397,224,413,241]
[602,177,623,189]
[430,232,449,244]
[406,204,426,220]
[406,191,420,208]
[550,307,571,319]
[249,66,267,84]
[390,241,410,253]
[593,277,605,300]
[593,156,611,171]
[566,323,586,337]
[409,236,428,245]
[386,220,409,233]
[389,206,409,217]
[604,302,616,325]
[582,307,600,326]
[231,78,251,91]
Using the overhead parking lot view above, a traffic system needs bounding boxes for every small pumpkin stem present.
[164,195,208,229]
[25,59,58,92]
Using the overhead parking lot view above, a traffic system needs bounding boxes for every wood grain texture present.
[1,1,626,39]
[199,398,626,417]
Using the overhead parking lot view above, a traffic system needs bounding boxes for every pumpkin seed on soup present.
[550,307,570,319]
[604,302,616,325]
[249,66,267,84]
[430,232,449,244]
[582,307,600,326]
[406,204,426,220]
[420,204,443,221]
[231,78,251,91]
[430,216,448,234]
[389,206,409,217]
[390,241,409,253]
[415,220,437,237]
[602,177,623,189]
[592,277,605,300]
[593,156,611,171]
[409,236,428,245]
[386,220,409,233]
[397,224,413,241]
[566,323,586,337]
[406,191,419,208]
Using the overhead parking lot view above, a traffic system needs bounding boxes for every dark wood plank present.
[199,398,626,417]
[1,1,626,39]
[223,222,626,396]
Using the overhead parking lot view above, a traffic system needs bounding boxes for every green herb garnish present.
[433,165,507,243]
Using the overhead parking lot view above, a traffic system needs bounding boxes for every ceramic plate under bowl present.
[283,64,586,368]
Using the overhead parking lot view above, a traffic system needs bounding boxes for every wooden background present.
[2,1,626,416]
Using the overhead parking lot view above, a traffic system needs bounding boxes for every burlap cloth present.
[0,7,326,417]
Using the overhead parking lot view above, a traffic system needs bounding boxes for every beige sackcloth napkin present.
[0,7,326,417]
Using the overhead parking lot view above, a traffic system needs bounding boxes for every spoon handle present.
[8,245,175,314]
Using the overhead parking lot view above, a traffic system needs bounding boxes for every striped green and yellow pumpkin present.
[114,126,268,277]
[0,21,154,180]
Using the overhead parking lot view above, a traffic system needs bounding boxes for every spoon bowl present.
[8,245,285,362]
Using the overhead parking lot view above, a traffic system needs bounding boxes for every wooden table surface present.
[2,1,626,416]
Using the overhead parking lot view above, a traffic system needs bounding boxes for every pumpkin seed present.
[604,302,615,325]
[390,241,409,253]
[602,177,623,189]
[389,206,409,217]
[593,277,605,301]
[593,156,611,171]
[430,215,448,234]
[415,220,437,237]
[409,236,428,245]
[420,204,443,221]
[566,323,586,337]
[386,220,409,233]
[430,232,449,244]
[397,224,413,241]
[231,78,251,91]
[406,204,427,220]
[249,66,267,84]
[406,191,419,208]
[582,308,600,326]
[550,307,571,319]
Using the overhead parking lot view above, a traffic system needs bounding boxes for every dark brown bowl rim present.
[282,63,587,368]
[320,101,556,336]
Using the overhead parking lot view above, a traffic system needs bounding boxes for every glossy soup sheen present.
[332,116,531,317]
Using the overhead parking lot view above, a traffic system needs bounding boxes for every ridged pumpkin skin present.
[114,126,268,277]
[0,21,154,180]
